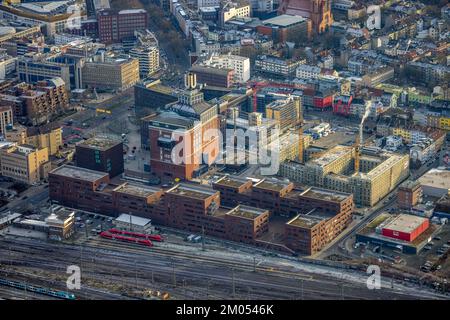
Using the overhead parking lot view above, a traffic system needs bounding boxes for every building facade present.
[97,9,148,44]
[75,137,124,178]
[82,57,140,91]
[49,165,353,255]
[148,73,220,180]
[0,143,50,184]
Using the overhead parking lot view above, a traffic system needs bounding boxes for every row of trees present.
[142,3,190,64]
[110,0,190,65]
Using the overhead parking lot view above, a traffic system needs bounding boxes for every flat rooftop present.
[0,213,22,225]
[399,179,421,190]
[301,187,350,202]
[254,178,292,192]
[149,112,195,129]
[281,188,305,200]
[226,205,267,220]
[77,137,121,151]
[311,145,353,167]
[50,165,109,182]
[114,183,162,198]
[362,153,406,179]
[382,214,428,234]
[214,175,251,188]
[167,183,218,200]
[115,213,151,227]
[17,219,47,227]
[287,212,326,229]
[263,14,308,27]
[45,209,75,224]
[191,65,233,76]
[419,168,450,190]
[266,99,291,110]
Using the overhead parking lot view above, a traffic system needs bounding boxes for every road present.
[0,235,446,300]
[1,184,49,214]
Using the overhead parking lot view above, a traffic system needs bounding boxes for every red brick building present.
[49,166,353,254]
[97,9,148,44]
[49,165,269,245]
[213,176,354,254]
[256,14,312,44]
[148,73,220,180]
[397,180,422,210]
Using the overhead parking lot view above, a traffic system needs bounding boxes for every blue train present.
[0,278,76,300]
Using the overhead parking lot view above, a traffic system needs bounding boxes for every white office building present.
[207,54,250,83]
[114,214,153,233]
[130,46,160,78]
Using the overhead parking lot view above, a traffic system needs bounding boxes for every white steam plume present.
[360,100,371,143]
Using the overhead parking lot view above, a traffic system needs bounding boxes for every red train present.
[107,228,164,242]
[100,231,153,247]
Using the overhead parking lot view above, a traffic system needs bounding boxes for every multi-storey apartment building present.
[0,77,69,125]
[280,146,410,206]
[219,0,251,26]
[255,55,305,77]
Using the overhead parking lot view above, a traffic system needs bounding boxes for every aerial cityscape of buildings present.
[0,0,448,304]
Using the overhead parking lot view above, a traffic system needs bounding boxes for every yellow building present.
[280,146,410,206]
[221,2,251,25]
[350,153,410,206]
[0,143,50,184]
[392,127,412,142]
[440,117,450,131]
[265,96,301,132]
[5,125,63,156]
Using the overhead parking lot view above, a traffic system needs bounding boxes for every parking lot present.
[408,226,450,276]
[72,211,115,239]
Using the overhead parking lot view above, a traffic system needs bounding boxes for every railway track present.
[0,236,445,300]
[84,238,315,281]
[0,240,427,300]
